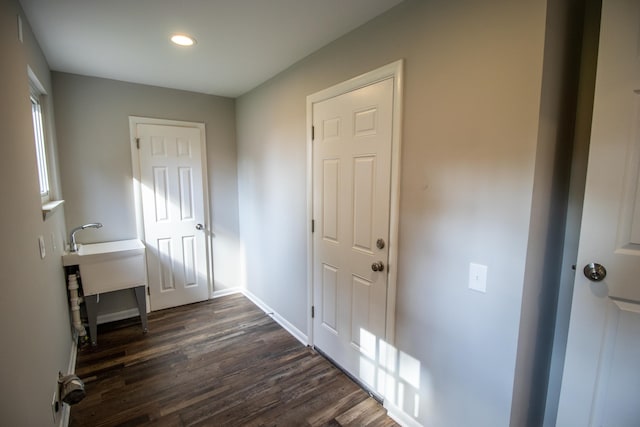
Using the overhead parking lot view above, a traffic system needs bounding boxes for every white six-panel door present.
[312,76,395,390]
[557,0,640,425]
[136,122,210,311]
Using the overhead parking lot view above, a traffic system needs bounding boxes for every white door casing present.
[307,61,403,394]
[130,117,211,311]
[557,0,640,425]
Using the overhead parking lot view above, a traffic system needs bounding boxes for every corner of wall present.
[511,0,589,424]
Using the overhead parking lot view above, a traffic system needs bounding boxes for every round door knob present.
[195,223,204,230]
[583,262,606,282]
[371,261,384,272]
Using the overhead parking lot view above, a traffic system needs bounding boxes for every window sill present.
[42,199,64,221]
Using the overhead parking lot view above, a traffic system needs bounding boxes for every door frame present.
[128,116,213,305]
[306,60,404,346]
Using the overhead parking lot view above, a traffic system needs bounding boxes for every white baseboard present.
[384,400,424,427]
[96,308,140,325]
[241,289,308,346]
[212,287,242,299]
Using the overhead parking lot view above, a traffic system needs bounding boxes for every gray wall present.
[511,0,587,424]
[0,1,73,425]
[53,73,240,316]
[543,0,601,424]
[236,0,582,425]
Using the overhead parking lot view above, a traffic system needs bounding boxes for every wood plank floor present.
[70,293,398,426]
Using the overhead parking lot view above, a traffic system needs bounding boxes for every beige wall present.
[0,1,73,425]
[236,0,583,425]
[53,73,240,317]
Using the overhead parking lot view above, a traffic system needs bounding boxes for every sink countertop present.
[62,238,145,266]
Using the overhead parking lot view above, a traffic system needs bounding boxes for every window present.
[30,91,50,202]
[28,67,51,203]
[28,68,64,219]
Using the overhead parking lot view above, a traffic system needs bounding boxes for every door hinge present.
[136,138,140,149]
[311,126,315,141]
[311,305,315,318]
[146,286,150,296]
[311,219,315,233]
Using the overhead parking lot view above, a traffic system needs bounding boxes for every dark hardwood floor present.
[70,293,398,426]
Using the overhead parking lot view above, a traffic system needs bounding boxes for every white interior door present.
[312,76,394,391]
[136,122,210,311]
[557,0,640,425]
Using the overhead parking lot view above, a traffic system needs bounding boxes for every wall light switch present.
[38,235,46,259]
[469,263,487,293]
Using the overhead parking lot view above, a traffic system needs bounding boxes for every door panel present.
[312,77,394,388]
[351,274,373,348]
[137,123,209,310]
[353,156,376,252]
[152,167,169,221]
[157,237,174,291]
[321,263,338,332]
[323,159,340,242]
[557,0,640,424]
[178,167,194,220]
[597,303,640,425]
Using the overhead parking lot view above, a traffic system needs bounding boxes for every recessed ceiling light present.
[170,34,196,47]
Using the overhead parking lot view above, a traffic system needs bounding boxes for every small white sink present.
[62,239,145,266]
[62,239,147,295]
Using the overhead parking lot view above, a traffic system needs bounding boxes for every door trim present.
[128,116,213,303]
[306,60,404,346]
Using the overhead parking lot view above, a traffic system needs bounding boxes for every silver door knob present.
[371,261,384,272]
[583,262,606,282]
[195,223,204,230]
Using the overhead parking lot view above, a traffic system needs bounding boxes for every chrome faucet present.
[69,223,103,252]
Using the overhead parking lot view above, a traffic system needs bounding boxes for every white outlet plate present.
[469,263,488,293]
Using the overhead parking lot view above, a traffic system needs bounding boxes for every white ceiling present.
[19,0,403,98]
